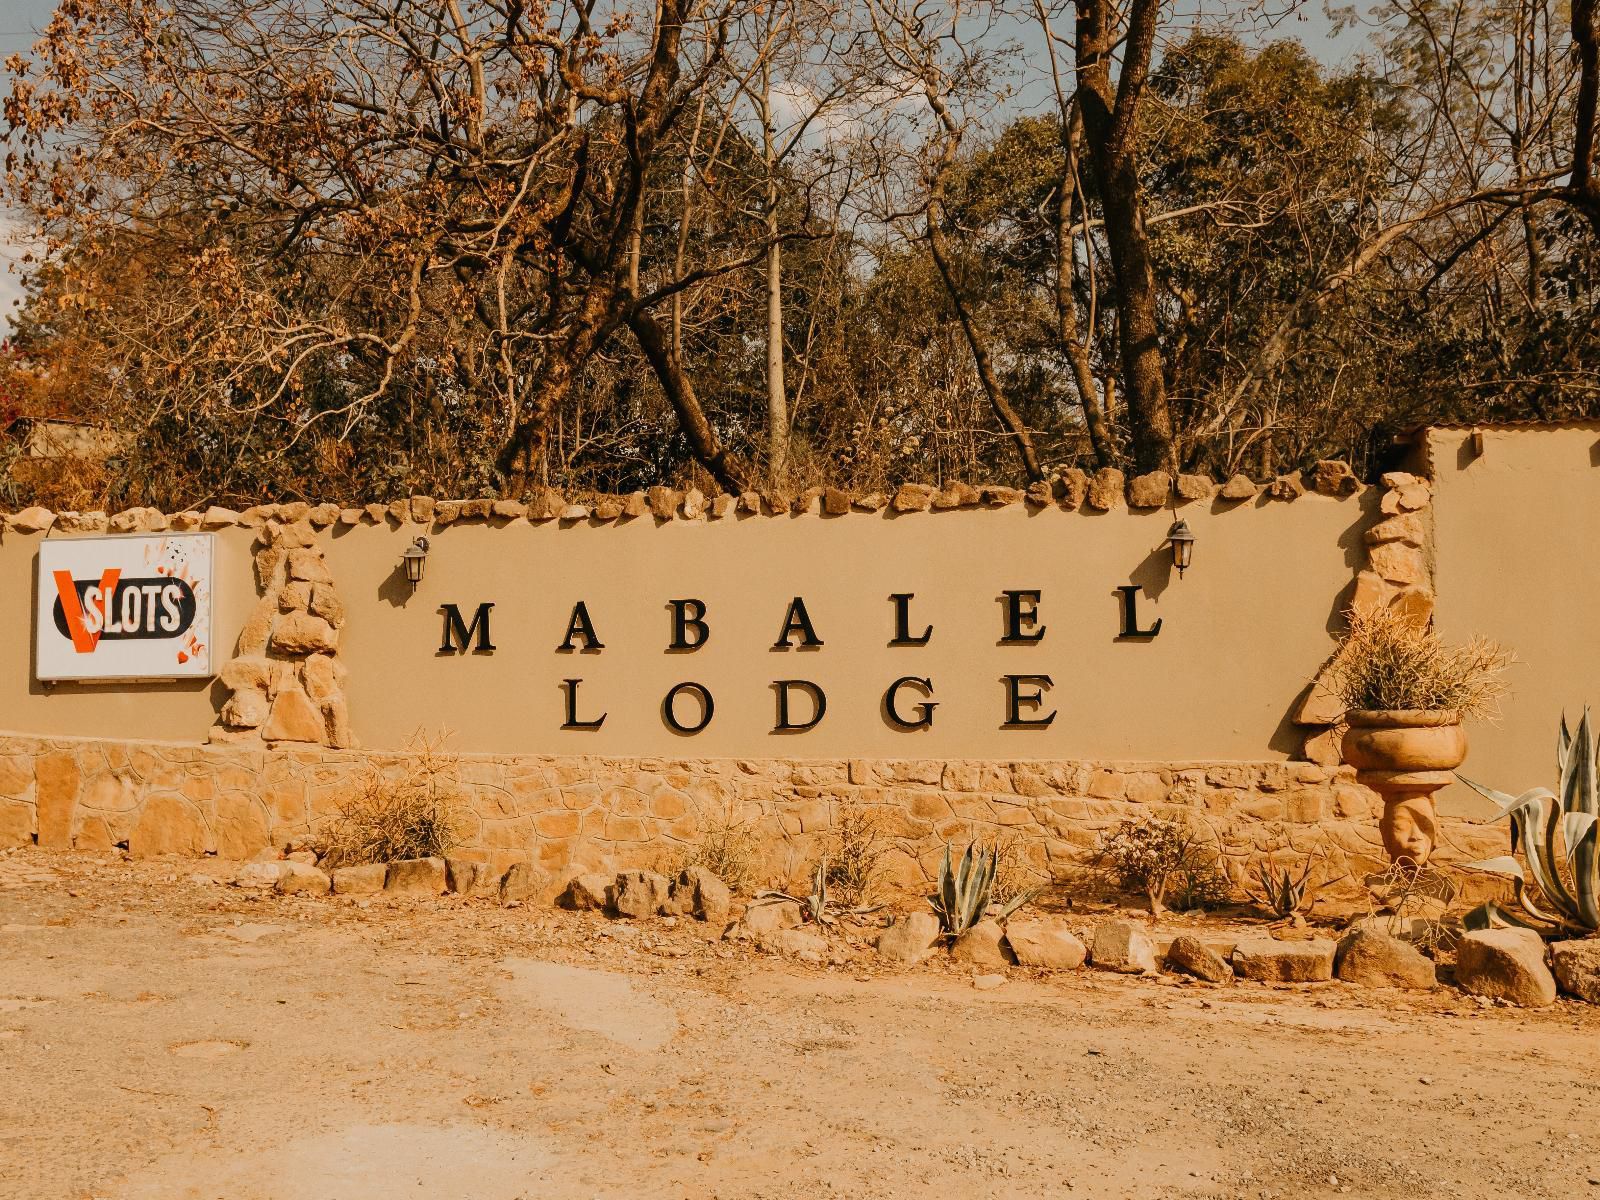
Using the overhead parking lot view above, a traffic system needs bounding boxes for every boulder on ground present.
[951,918,1016,968]
[498,862,551,904]
[1550,938,1600,1004]
[558,872,614,912]
[765,926,828,962]
[275,861,331,895]
[1457,928,1556,1007]
[612,869,673,918]
[331,863,387,895]
[1004,917,1087,970]
[384,856,447,897]
[876,912,942,964]
[1091,920,1157,974]
[235,861,291,890]
[1335,929,1436,990]
[731,897,803,938]
[444,858,500,897]
[668,866,732,926]
[1231,938,1335,983]
[1166,935,1233,983]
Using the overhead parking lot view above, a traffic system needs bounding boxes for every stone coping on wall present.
[0,461,1370,536]
[0,730,1508,902]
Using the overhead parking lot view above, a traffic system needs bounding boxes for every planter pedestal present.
[1342,710,1466,869]
[1356,769,1452,867]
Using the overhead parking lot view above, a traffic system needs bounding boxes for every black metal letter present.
[438,603,495,653]
[774,680,827,732]
[560,679,607,730]
[669,599,710,650]
[1116,585,1163,638]
[558,601,605,651]
[890,593,932,645]
[884,676,937,730]
[773,597,824,648]
[1004,674,1057,728]
[663,682,715,734]
[1001,590,1046,643]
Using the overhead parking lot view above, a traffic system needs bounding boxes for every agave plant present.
[929,841,1036,938]
[1246,855,1320,920]
[1459,710,1600,933]
[755,856,880,927]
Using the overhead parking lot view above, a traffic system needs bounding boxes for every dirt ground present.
[2,847,1598,1200]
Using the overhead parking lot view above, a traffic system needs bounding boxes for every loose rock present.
[667,866,732,926]
[275,861,331,895]
[733,897,803,937]
[498,862,550,904]
[1166,935,1233,983]
[1232,938,1335,983]
[1550,938,1600,1004]
[1334,929,1436,990]
[611,869,673,918]
[950,918,1016,968]
[235,861,290,890]
[384,857,447,897]
[1091,920,1157,974]
[559,872,614,911]
[876,912,943,964]
[1004,917,1087,970]
[1457,928,1556,1007]
[331,863,388,895]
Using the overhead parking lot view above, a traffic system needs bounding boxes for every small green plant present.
[1093,816,1222,916]
[1330,604,1510,717]
[1245,856,1320,920]
[929,841,1036,937]
[319,731,462,868]
[1461,710,1600,933]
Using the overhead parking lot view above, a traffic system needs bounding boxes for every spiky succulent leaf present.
[1461,855,1527,879]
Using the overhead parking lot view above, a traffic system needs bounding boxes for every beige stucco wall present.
[1428,424,1600,816]
[1,498,1368,759]
[322,500,1365,758]
[0,527,257,739]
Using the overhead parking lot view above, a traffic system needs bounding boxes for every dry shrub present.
[665,800,761,894]
[1361,863,1464,954]
[822,806,890,906]
[989,836,1049,909]
[1093,816,1230,915]
[1331,605,1511,719]
[7,452,112,512]
[318,732,463,868]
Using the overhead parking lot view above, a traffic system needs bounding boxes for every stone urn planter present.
[1342,710,1467,867]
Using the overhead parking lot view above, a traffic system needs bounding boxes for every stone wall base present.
[0,732,1510,899]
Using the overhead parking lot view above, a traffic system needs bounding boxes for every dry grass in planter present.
[1330,605,1510,717]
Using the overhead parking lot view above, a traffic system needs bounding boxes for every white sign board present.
[35,535,215,681]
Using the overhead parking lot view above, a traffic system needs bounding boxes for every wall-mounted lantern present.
[400,536,430,592]
[1165,519,1195,577]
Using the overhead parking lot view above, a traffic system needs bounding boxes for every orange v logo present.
[53,569,121,654]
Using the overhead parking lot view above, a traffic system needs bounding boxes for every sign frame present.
[33,533,217,683]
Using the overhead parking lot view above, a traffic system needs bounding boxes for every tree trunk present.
[1055,122,1115,468]
[629,306,753,493]
[1074,0,1177,475]
[761,59,790,485]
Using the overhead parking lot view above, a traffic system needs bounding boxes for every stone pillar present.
[210,514,353,748]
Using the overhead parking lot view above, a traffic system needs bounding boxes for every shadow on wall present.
[1268,488,1383,758]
